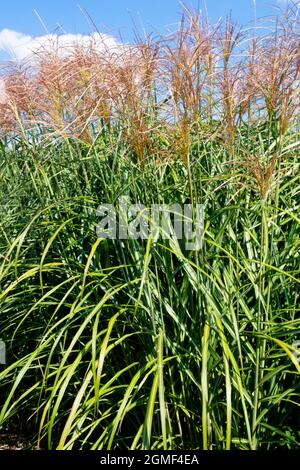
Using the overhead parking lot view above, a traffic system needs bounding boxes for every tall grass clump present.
[0,1,299,450]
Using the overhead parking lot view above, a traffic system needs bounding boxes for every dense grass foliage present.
[0,2,299,450]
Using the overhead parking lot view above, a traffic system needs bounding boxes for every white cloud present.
[0,28,120,62]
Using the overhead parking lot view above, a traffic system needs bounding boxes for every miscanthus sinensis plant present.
[0,1,299,450]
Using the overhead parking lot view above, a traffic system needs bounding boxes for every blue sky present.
[0,1,290,62]
[0,1,285,39]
